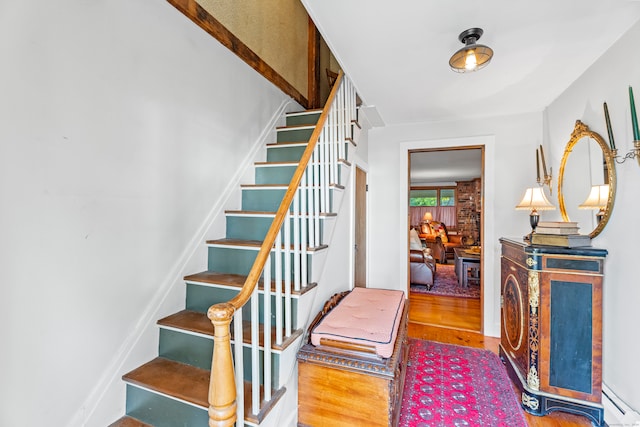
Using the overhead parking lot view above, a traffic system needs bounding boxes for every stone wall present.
[456,178,482,244]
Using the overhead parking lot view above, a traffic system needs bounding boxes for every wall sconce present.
[604,92,640,165]
[516,186,556,240]
[579,184,609,223]
[536,145,553,194]
[611,141,640,165]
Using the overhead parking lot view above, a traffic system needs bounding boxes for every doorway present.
[407,147,484,332]
[354,166,367,288]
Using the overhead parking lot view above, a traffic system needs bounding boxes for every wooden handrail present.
[206,71,345,426]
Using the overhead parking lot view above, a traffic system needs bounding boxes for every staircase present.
[109,74,358,427]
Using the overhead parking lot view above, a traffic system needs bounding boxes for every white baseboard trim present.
[603,383,640,426]
[68,98,298,427]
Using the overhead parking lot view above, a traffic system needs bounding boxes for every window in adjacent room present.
[409,187,456,207]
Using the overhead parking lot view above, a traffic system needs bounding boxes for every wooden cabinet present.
[499,238,607,426]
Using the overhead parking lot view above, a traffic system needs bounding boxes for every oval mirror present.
[558,120,616,238]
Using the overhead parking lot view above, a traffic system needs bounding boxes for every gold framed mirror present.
[558,120,616,238]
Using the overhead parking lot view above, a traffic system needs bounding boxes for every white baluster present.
[328,106,335,186]
[313,148,321,246]
[319,128,327,214]
[306,160,315,249]
[301,170,308,288]
[250,286,259,414]
[293,189,300,292]
[284,210,291,337]
[263,256,271,402]
[275,231,282,345]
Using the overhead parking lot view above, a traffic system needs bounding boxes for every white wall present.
[367,113,543,336]
[544,20,640,413]
[0,1,293,426]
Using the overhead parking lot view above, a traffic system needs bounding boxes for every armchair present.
[419,221,463,264]
[409,229,436,288]
[409,249,436,289]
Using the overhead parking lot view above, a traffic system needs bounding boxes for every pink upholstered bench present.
[310,287,405,358]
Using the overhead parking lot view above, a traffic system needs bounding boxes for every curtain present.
[410,206,456,228]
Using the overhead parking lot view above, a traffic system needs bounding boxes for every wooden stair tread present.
[286,108,322,115]
[276,123,315,130]
[255,159,350,167]
[224,210,337,217]
[266,141,308,147]
[267,139,354,147]
[241,183,345,190]
[123,358,209,408]
[185,270,247,287]
[123,358,285,424]
[158,309,303,351]
[205,237,328,251]
[108,416,153,427]
[254,161,298,166]
[183,271,318,295]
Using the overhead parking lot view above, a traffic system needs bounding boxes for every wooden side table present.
[453,247,480,287]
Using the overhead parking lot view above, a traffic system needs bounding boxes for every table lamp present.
[516,186,556,240]
[579,184,609,224]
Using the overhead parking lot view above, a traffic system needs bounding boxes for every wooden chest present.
[297,302,409,427]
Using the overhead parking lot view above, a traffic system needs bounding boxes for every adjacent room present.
[407,148,483,332]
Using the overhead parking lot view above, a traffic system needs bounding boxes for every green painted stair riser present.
[241,188,335,212]
[185,284,301,330]
[285,112,321,126]
[276,127,314,143]
[207,246,313,281]
[266,144,306,162]
[266,141,351,163]
[255,165,297,185]
[158,328,281,388]
[255,162,346,186]
[126,385,208,427]
[226,215,325,244]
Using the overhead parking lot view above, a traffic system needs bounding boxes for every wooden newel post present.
[207,302,237,427]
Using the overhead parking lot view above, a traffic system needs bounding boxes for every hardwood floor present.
[407,322,594,427]
[409,291,481,330]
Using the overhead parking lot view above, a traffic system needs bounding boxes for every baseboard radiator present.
[603,383,640,426]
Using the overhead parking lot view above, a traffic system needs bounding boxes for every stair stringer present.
[254,140,360,427]
[77,98,302,427]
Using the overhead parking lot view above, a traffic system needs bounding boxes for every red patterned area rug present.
[399,339,527,427]
[411,263,480,299]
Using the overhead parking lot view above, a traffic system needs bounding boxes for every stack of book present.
[531,221,591,247]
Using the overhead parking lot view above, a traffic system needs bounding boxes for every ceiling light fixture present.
[449,28,494,73]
